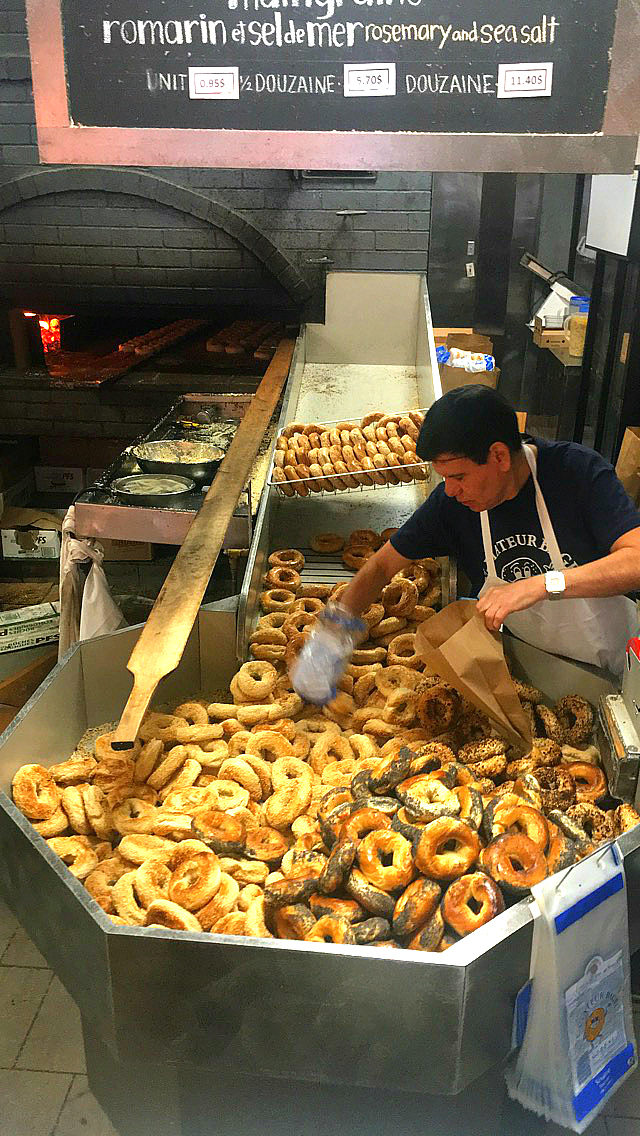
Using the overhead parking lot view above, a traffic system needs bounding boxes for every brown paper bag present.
[415,600,533,751]
[615,427,640,506]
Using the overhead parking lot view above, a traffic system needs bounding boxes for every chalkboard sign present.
[60,0,617,135]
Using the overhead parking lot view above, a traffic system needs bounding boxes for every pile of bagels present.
[255,531,441,670]
[12,551,640,950]
[271,410,430,496]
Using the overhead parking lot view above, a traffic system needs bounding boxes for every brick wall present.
[0,373,193,442]
[0,0,432,334]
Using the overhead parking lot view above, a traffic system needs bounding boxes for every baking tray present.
[111,474,196,505]
[267,407,431,498]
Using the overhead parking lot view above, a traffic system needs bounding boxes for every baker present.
[292,385,640,702]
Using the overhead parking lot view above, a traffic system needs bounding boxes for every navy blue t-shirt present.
[390,437,640,596]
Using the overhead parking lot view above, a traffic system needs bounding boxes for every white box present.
[34,467,85,493]
[0,602,60,654]
[1,528,61,560]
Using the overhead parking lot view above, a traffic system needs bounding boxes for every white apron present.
[478,445,637,676]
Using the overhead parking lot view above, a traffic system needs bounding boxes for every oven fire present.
[23,311,66,354]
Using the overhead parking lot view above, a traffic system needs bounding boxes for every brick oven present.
[0,0,433,449]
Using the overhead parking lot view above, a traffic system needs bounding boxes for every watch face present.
[546,571,565,594]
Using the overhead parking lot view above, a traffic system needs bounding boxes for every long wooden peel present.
[111,339,295,749]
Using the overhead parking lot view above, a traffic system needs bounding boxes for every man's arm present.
[339,540,413,616]
[477,527,640,631]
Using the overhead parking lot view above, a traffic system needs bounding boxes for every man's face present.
[432,443,514,511]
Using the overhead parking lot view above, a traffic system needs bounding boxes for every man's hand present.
[289,603,366,705]
[476,576,546,631]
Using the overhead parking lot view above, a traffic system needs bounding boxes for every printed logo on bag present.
[584,1008,606,1042]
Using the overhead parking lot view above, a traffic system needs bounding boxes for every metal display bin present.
[237,270,447,656]
[1,610,639,1136]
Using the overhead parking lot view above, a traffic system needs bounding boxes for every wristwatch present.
[545,571,566,601]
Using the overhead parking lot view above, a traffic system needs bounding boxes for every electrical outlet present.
[465,262,476,278]
[467,240,475,255]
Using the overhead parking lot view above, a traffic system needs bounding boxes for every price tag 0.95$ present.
[189,67,240,100]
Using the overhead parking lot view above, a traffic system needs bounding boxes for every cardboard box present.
[446,332,494,353]
[99,538,153,562]
[615,427,640,507]
[0,507,63,561]
[34,466,85,493]
[0,582,58,610]
[0,601,60,653]
[433,327,474,343]
[0,437,38,491]
[38,437,125,469]
[439,365,500,395]
[3,472,36,508]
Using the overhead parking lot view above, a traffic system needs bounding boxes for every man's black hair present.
[416,384,522,464]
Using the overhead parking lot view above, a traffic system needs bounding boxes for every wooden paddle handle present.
[111,339,295,750]
[111,676,158,750]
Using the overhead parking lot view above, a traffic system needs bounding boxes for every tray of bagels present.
[269,409,431,497]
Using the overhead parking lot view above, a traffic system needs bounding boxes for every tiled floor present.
[2,891,640,1136]
[0,896,118,1136]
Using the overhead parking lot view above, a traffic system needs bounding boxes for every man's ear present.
[488,441,513,470]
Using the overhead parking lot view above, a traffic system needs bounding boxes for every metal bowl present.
[111,474,196,505]
[131,440,225,485]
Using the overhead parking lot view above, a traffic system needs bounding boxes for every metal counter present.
[74,392,273,549]
[0,611,636,1115]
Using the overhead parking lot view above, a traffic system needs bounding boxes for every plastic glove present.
[289,603,366,706]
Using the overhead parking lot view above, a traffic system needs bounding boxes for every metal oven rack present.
[238,543,454,660]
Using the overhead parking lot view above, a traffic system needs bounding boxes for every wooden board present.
[112,339,295,749]
[0,707,18,732]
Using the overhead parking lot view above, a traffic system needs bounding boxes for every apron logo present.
[500,556,548,582]
[482,535,577,583]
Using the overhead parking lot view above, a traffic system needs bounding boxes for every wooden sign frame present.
[26,0,640,173]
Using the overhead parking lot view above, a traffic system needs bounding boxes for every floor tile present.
[16,975,86,1074]
[1,926,49,969]
[602,1063,640,1118]
[606,1121,640,1135]
[53,1074,120,1136]
[0,896,19,959]
[506,1109,607,1136]
[0,1068,72,1136]
[0,967,51,1068]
